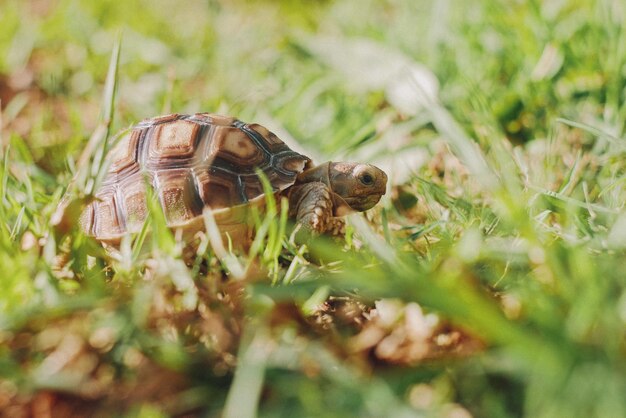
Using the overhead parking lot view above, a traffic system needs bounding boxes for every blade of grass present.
[223,326,271,418]
[556,117,626,151]
[202,207,245,279]
[530,185,618,215]
[1,145,9,208]
[74,34,122,195]
[145,184,175,255]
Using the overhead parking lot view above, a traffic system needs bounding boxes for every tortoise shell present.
[81,113,310,242]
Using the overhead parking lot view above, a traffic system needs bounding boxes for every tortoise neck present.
[296,161,332,188]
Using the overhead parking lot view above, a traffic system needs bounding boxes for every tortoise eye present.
[359,173,375,186]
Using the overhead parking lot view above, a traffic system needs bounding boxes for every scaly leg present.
[288,181,344,236]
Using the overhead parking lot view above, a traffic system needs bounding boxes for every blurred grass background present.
[1,0,626,417]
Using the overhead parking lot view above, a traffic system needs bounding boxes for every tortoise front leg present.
[288,181,343,236]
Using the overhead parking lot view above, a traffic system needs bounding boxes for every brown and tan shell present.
[81,113,310,243]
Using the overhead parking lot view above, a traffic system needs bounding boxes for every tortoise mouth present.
[344,193,384,212]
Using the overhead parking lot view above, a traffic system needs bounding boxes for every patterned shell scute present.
[208,125,266,167]
[109,130,141,175]
[86,113,310,239]
[149,119,200,160]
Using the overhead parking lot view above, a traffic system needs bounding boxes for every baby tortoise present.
[78,113,387,244]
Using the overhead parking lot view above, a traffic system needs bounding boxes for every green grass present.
[1,0,626,417]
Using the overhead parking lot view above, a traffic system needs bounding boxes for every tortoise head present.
[297,161,387,212]
[327,162,387,211]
